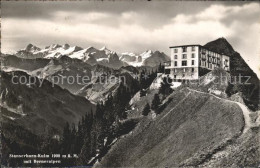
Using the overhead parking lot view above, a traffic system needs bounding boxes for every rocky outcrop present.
[204,38,259,111]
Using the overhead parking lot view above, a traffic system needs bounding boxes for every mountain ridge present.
[0,70,95,136]
[204,37,259,110]
[13,44,170,68]
[96,88,246,167]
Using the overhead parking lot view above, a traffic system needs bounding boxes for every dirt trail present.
[182,88,260,167]
[234,102,252,133]
[187,88,254,134]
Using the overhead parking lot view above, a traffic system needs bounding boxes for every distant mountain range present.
[14,44,170,68]
[1,37,260,167]
[1,55,140,100]
[2,38,259,109]
[0,71,95,136]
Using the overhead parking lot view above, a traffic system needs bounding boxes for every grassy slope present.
[128,89,158,118]
[199,128,260,167]
[97,88,244,167]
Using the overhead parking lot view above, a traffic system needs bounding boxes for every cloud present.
[197,3,260,24]
[1,2,260,77]
[168,2,260,76]
[53,11,115,23]
[1,1,211,20]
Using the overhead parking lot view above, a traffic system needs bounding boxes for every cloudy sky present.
[1,1,260,77]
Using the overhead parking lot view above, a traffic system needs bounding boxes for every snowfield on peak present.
[121,52,136,57]
[140,50,153,59]
[119,50,170,67]
[38,45,83,58]
[14,44,170,68]
[100,46,112,55]
[69,48,90,60]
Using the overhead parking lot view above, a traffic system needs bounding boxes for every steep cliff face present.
[204,38,259,110]
[204,38,235,56]
[204,38,257,78]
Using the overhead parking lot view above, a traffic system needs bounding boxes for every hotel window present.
[182,54,187,59]
[192,53,195,58]
[174,55,178,59]
[224,59,228,66]
[174,75,176,79]
[192,60,195,65]
[192,46,195,51]
[174,61,177,66]
[182,60,187,66]
[182,47,187,52]
[192,68,194,72]
[174,49,178,53]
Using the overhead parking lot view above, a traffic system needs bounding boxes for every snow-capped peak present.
[100,46,108,50]
[85,46,97,53]
[50,44,62,50]
[121,52,136,57]
[24,44,41,52]
[100,46,112,55]
[62,44,70,49]
[142,50,153,55]
[140,50,153,59]
[13,43,169,68]
[72,46,83,52]
[87,46,95,50]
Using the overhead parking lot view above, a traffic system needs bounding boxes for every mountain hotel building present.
[164,45,230,79]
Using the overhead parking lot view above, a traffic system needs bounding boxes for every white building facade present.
[165,45,230,79]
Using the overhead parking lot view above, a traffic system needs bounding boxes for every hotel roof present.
[169,44,201,48]
[169,44,230,57]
